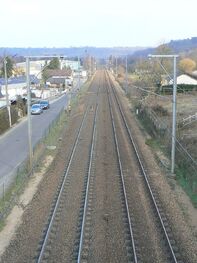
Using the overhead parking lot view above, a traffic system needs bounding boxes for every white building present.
[16,60,49,79]
[0,75,39,103]
[16,59,81,78]
[169,74,197,85]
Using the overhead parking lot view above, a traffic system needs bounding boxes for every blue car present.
[39,100,50,110]
[31,104,43,115]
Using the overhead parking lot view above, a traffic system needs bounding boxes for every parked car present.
[31,104,43,115]
[39,100,50,110]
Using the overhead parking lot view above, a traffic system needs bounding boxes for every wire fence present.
[0,107,65,220]
[114,73,197,205]
[0,76,91,220]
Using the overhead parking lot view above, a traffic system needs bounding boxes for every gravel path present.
[87,72,128,262]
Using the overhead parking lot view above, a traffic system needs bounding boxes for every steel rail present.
[107,71,179,263]
[105,73,138,263]
[37,106,89,263]
[77,104,98,263]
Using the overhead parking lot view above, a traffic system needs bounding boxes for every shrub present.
[0,108,9,134]
[152,104,168,116]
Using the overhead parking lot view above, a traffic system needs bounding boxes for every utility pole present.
[25,55,67,172]
[78,56,80,88]
[148,54,179,174]
[125,55,128,94]
[26,57,33,172]
[171,56,177,174]
[115,56,118,78]
[90,56,92,77]
[4,58,12,127]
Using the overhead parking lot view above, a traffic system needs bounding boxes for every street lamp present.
[148,54,179,174]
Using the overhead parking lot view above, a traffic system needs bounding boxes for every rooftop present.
[0,75,39,85]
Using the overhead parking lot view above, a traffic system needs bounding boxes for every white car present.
[31,104,43,115]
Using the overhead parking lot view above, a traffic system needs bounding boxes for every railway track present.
[33,70,184,263]
[74,104,98,262]
[105,70,183,263]
[106,73,138,263]
[36,92,99,261]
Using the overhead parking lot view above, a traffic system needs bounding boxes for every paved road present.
[0,78,85,188]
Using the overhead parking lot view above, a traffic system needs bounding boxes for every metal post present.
[26,57,33,172]
[148,54,178,174]
[116,56,117,78]
[78,56,80,88]
[24,55,67,173]
[4,58,12,127]
[125,55,128,94]
[171,56,177,174]
[90,56,92,77]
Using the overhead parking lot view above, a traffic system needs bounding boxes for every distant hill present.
[168,37,197,52]
[2,37,197,59]
[132,37,197,57]
[0,47,148,59]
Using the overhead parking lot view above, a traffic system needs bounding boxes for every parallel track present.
[35,70,183,262]
[105,70,182,263]
[36,103,98,262]
[106,74,138,262]
[76,104,98,262]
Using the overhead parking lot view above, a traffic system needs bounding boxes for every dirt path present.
[0,155,53,258]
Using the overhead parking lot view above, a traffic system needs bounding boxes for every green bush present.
[161,84,197,94]
[152,104,169,116]
[137,106,197,206]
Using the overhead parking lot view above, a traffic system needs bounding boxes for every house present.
[161,73,197,93]
[169,74,197,85]
[16,60,50,79]
[46,69,73,88]
[0,75,39,101]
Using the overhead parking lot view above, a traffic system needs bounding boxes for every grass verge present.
[175,166,197,208]
[136,107,197,207]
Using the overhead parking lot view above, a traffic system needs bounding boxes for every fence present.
[137,104,197,206]
[113,72,197,206]
[0,76,91,220]
[181,113,197,127]
[0,107,66,220]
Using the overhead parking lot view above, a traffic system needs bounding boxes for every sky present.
[1,0,197,48]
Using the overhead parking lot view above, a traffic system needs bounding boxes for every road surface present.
[0,78,85,190]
